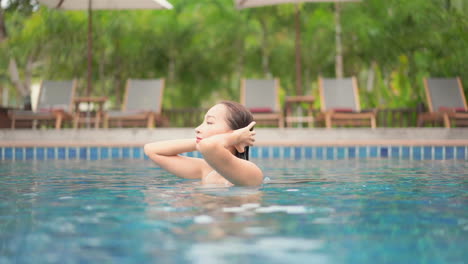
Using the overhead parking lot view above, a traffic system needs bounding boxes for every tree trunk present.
[335,2,343,78]
[168,54,176,83]
[98,53,105,95]
[24,56,33,94]
[367,61,376,92]
[259,18,271,78]
[114,37,122,107]
[115,77,123,108]
[294,4,302,96]
[86,0,93,96]
[233,37,245,100]
[8,58,28,97]
[2,86,8,106]
[8,56,35,110]
[0,6,7,42]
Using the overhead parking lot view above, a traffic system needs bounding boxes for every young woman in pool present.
[144,101,263,186]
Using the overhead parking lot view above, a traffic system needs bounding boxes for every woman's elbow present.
[144,143,164,164]
[144,143,160,157]
[235,176,262,187]
[249,172,264,186]
[143,143,152,156]
[233,169,263,187]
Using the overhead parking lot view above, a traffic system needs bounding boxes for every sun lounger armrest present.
[438,107,467,113]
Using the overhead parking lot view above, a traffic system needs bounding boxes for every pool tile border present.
[1,145,467,161]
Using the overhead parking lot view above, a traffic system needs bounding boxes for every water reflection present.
[143,182,264,241]
[0,159,466,264]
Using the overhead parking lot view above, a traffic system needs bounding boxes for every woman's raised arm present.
[144,139,207,179]
[196,122,263,186]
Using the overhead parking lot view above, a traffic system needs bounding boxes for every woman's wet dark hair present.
[219,101,254,160]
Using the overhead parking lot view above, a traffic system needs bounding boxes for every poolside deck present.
[1,128,468,147]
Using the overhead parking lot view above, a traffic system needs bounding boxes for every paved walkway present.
[1,128,468,146]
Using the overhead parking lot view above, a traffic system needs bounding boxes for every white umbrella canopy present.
[234,0,360,95]
[235,0,359,9]
[37,0,173,95]
[38,0,173,10]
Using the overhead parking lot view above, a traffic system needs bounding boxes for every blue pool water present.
[0,159,466,264]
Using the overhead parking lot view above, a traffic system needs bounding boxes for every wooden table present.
[73,97,107,129]
[284,95,315,127]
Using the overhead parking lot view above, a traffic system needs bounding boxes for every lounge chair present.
[317,77,376,128]
[240,78,284,128]
[8,80,77,129]
[418,77,468,128]
[104,79,166,128]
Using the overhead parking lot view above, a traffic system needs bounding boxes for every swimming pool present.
[1,145,467,160]
[0,158,466,263]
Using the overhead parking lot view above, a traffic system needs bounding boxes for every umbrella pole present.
[294,4,302,96]
[87,0,93,97]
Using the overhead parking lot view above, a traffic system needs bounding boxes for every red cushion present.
[126,109,149,113]
[38,108,55,112]
[439,107,467,112]
[250,107,273,113]
[332,108,354,113]
[38,108,66,112]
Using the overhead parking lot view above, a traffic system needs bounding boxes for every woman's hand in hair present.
[232,121,256,153]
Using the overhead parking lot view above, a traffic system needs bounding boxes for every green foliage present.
[0,0,466,109]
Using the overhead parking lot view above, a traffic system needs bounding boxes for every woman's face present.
[195,104,232,143]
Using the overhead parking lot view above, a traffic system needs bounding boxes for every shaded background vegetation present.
[0,0,467,111]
